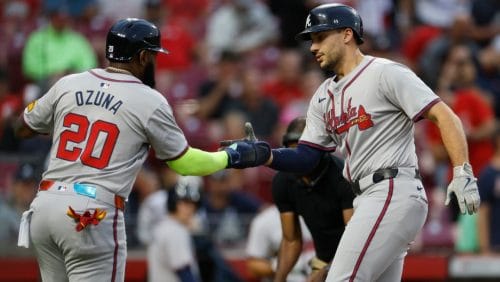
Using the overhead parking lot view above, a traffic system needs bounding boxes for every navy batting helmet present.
[106,18,169,62]
[167,176,203,212]
[295,3,364,44]
[282,116,306,147]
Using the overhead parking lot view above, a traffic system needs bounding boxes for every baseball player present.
[224,4,480,282]
[147,176,202,282]
[271,117,354,282]
[246,204,315,282]
[15,18,270,282]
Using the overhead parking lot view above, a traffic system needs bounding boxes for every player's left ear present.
[344,28,354,44]
[138,50,150,67]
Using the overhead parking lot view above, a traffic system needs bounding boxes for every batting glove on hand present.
[220,121,271,168]
[224,141,271,169]
[220,122,258,146]
[445,163,480,215]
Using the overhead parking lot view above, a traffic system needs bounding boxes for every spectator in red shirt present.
[144,0,198,72]
[162,0,209,37]
[262,49,305,110]
[144,0,201,96]
[427,44,496,177]
[424,44,495,247]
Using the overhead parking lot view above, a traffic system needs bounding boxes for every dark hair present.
[219,50,241,63]
[282,116,306,147]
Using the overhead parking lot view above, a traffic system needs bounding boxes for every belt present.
[39,180,125,211]
[350,168,421,195]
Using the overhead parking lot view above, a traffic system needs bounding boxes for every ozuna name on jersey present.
[75,90,123,115]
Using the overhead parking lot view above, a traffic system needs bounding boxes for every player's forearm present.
[438,114,469,166]
[247,258,274,278]
[14,115,38,139]
[273,240,302,282]
[167,147,228,176]
[426,102,469,166]
[269,144,323,173]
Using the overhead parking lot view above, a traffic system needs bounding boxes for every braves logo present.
[324,98,373,134]
[305,15,311,28]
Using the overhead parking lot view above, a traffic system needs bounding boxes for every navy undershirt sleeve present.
[269,143,324,173]
[176,266,197,282]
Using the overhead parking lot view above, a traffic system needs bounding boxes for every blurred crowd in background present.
[0,0,499,279]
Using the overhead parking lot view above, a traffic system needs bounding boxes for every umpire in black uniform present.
[272,117,355,282]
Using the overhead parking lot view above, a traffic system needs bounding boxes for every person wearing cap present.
[15,18,270,282]
[270,117,354,282]
[222,3,479,281]
[147,176,203,282]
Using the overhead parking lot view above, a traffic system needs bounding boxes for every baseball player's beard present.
[321,54,341,74]
[320,48,345,75]
[142,62,156,88]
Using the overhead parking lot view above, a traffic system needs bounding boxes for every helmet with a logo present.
[106,18,169,62]
[167,176,203,212]
[295,3,363,44]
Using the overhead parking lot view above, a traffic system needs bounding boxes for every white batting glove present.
[445,163,480,215]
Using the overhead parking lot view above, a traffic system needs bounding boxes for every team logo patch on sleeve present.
[26,100,37,112]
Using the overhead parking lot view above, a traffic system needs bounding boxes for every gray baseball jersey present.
[23,68,188,198]
[300,56,439,181]
[20,69,189,282]
[299,56,436,281]
[148,215,199,282]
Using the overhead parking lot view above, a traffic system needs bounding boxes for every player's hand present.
[307,266,329,282]
[445,163,480,215]
[220,122,258,146]
[224,140,271,169]
[220,122,271,168]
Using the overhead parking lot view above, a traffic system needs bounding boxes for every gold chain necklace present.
[105,67,133,75]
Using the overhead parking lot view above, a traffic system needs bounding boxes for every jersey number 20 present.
[56,113,119,169]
